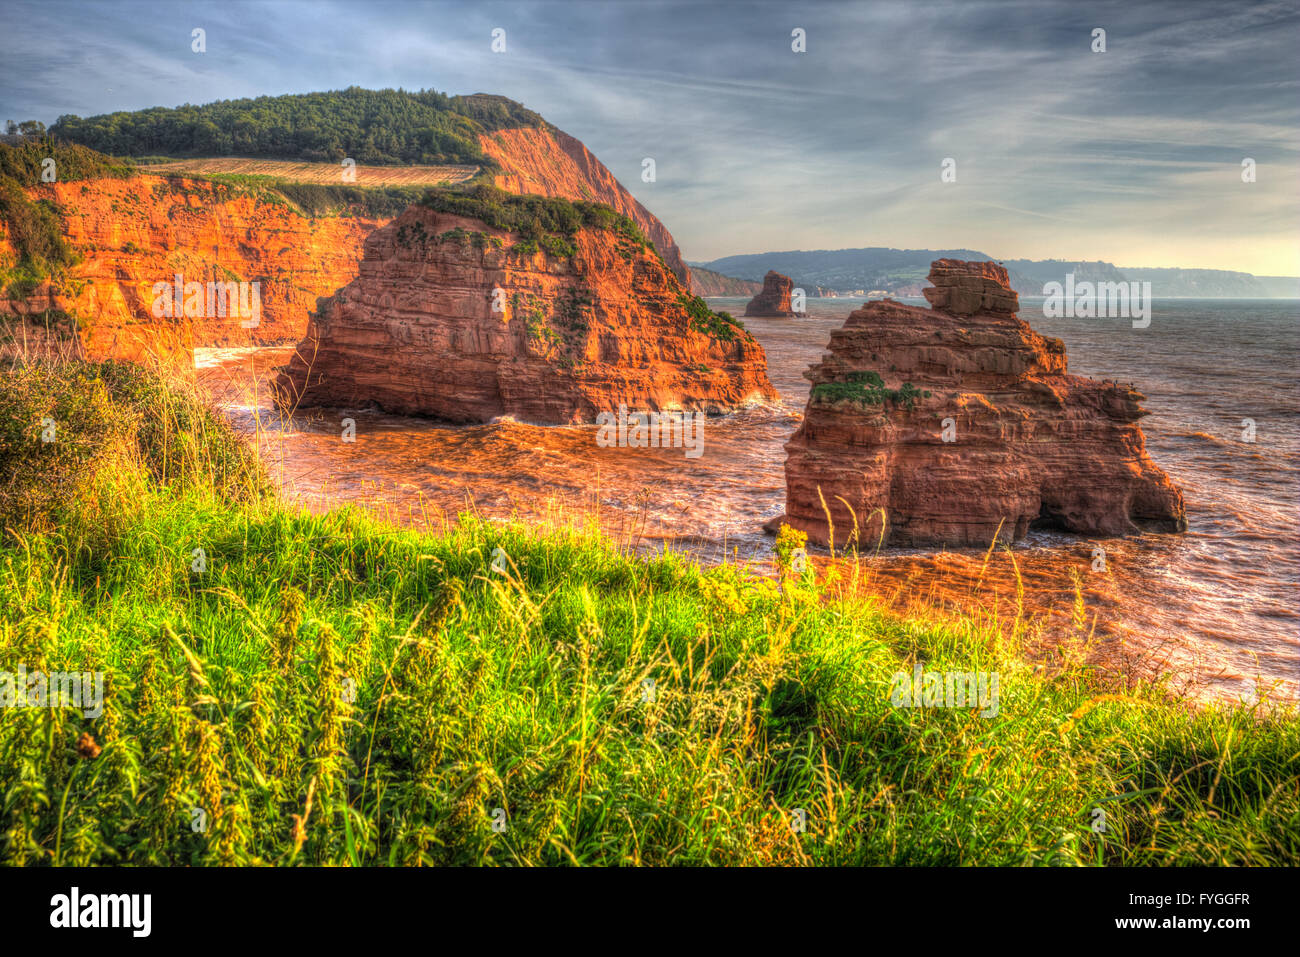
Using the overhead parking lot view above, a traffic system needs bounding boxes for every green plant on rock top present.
[811,371,931,411]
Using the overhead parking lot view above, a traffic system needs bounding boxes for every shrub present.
[0,358,269,546]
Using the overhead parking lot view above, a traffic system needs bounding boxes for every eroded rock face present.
[0,176,385,363]
[922,258,1019,316]
[771,259,1186,548]
[744,270,801,318]
[273,204,777,424]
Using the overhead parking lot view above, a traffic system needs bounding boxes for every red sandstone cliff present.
[0,175,384,362]
[771,259,1186,548]
[273,204,776,424]
[744,270,802,318]
[479,127,691,287]
[3,120,698,365]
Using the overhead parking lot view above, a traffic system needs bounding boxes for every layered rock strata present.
[0,175,384,362]
[3,118,697,364]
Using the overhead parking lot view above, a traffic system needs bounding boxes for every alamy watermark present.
[151,274,261,328]
[50,887,150,937]
[596,404,704,459]
[1042,273,1151,328]
[1,665,104,718]
[889,664,999,717]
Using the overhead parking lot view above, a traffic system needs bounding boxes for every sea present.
[195,297,1299,705]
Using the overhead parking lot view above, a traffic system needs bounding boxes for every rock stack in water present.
[770,259,1186,547]
[744,270,802,318]
[273,203,777,424]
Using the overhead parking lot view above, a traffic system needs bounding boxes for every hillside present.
[1,93,696,358]
[699,248,1299,299]
[40,88,691,286]
[274,187,773,423]
[1119,267,1299,298]
[477,126,690,284]
[700,247,991,296]
[0,147,398,357]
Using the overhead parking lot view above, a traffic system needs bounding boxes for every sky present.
[1,0,1297,274]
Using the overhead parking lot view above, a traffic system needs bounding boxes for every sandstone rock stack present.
[273,203,777,424]
[743,270,802,318]
[770,259,1186,548]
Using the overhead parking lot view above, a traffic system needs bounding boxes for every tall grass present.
[1,358,1296,866]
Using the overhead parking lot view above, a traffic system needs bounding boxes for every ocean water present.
[196,297,1299,705]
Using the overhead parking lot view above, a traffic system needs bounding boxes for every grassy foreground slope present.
[1,359,1296,866]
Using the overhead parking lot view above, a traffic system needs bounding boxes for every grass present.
[416,183,652,248]
[149,173,433,221]
[0,358,1296,866]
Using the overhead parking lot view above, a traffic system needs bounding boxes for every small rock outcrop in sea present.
[744,270,803,318]
[273,203,777,424]
[769,258,1187,547]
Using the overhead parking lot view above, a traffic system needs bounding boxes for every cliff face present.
[479,127,691,287]
[0,175,384,361]
[772,259,1186,548]
[689,267,762,298]
[273,204,776,424]
[744,270,801,317]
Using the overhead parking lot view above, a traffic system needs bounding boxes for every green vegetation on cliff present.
[0,142,131,299]
[1,358,1295,866]
[416,183,646,243]
[48,88,548,166]
[0,140,133,184]
[410,185,747,341]
[678,292,748,342]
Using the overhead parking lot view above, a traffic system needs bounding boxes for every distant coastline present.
[691,252,1299,301]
